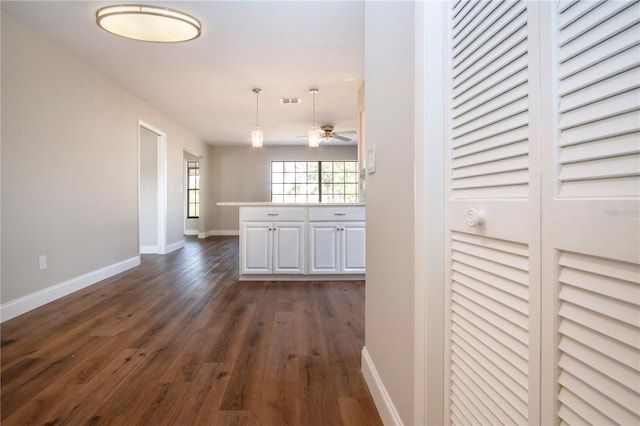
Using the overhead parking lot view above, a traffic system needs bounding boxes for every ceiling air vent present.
[280,98,302,104]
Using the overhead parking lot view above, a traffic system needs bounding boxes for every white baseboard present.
[164,240,184,254]
[183,229,199,236]
[140,245,158,254]
[362,346,404,426]
[0,256,140,323]
[198,229,239,238]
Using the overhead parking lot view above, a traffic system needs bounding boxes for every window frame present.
[270,160,359,204]
[186,160,200,218]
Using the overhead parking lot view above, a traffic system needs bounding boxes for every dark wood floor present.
[1,236,381,425]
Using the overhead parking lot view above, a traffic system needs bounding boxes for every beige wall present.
[1,12,209,304]
[207,145,357,231]
[364,2,416,424]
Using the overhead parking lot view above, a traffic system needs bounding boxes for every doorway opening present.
[138,120,167,254]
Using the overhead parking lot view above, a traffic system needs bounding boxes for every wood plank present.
[0,236,381,425]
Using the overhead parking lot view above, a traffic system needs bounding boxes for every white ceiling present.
[2,1,364,146]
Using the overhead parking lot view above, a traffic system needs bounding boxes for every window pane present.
[284,194,296,203]
[322,172,333,183]
[345,194,357,203]
[308,184,319,195]
[307,172,318,183]
[346,172,358,183]
[296,173,306,183]
[308,194,319,203]
[194,205,199,217]
[284,173,295,183]
[333,162,344,172]
[308,162,319,173]
[334,173,345,183]
[272,161,283,173]
[295,195,307,203]
[272,194,284,203]
[345,184,357,195]
[272,173,283,183]
[295,162,307,172]
[284,162,295,172]
[345,162,356,172]
[272,183,283,194]
[322,184,333,194]
[322,162,332,172]
[283,183,296,194]
[333,194,345,203]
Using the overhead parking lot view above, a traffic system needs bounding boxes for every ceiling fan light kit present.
[96,5,201,43]
[251,88,264,148]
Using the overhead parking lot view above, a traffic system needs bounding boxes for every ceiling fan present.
[320,125,357,142]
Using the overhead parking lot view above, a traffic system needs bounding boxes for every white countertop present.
[217,202,365,207]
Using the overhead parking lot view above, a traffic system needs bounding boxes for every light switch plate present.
[366,146,376,174]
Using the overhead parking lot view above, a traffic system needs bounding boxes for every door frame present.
[138,120,167,255]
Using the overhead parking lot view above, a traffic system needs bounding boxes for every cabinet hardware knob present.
[267,213,279,216]
[466,208,485,227]
[334,213,346,216]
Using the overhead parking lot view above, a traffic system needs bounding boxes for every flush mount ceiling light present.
[96,5,201,43]
[251,88,264,148]
[308,88,322,148]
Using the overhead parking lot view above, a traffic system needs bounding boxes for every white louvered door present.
[444,1,542,424]
[540,1,640,424]
[443,1,639,425]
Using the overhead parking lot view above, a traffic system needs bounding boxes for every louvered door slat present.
[560,40,640,89]
[453,128,528,158]
[558,0,605,29]
[454,2,526,69]
[452,339,528,418]
[452,381,497,425]
[453,271,529,315]
[559,370,638,425]
[559,88,640,130]
[559,66,640,113]
[558,153,640,182]
[452,352,527,424]
[453,1,502,50]
[452,296,528,352]
[559,133,640,164]
[454,25,527,89]
[557,249,640,425]
[559,320,639,370]
[453,0,491,42]
[453,262,529,299]
[558,388,612,425]
[559,1,636,47]
[450,0,529,202]
[453,140,529,170]
[452,322,529,390]
[560,354,638,411]
[453,75,528,130]
[453,45,527,106]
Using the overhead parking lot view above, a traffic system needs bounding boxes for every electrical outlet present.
[39,255,47,270]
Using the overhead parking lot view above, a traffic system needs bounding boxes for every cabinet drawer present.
[308,206,365,221]
[240,207,305,221]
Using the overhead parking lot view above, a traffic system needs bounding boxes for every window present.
[186,161,199,218]
[271,161,359,203]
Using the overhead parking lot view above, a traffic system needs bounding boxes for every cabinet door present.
[309,222,341,274]
[241,222,272,274]
[341,222,366,273]
[273,222,305,274]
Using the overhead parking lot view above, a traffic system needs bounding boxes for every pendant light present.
[308,88,322,148]
[251,88,264,148]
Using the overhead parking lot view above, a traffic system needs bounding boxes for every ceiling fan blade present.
[334,130,357,135]
[332,134,352,142]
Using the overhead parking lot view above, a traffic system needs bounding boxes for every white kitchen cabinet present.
[309,220,366,274]
[241,221,305,274]
[237,205,364,280]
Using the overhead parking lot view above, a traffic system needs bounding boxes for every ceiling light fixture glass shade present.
[251,88,264,148]
[308,88,320,148]
[96,5,201,43]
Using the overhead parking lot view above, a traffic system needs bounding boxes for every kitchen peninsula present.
[218,202,366,281]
